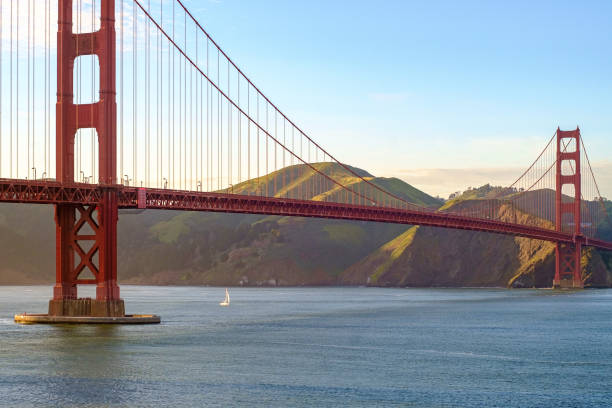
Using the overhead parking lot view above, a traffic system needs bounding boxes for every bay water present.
[1,286,611,407]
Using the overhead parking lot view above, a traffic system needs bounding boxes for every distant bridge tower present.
[50,0,123,316]
[554,127,583,289]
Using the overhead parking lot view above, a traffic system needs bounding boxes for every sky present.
[180,0,612,198]
[0,0,609,198]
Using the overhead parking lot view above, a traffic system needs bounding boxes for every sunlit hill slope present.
[0,165,610,287]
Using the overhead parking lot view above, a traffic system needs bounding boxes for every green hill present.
[340,187,612,288]
[227,162,441,208]
[0,163,440,286]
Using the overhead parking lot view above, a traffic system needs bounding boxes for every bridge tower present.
[49,0,123,316]
[554,127,584,289]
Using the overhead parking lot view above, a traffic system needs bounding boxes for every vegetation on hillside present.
[0,171,610,288]
[342,184,612,288]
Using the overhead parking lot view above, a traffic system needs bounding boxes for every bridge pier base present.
[553,242,584,289]
[48,299,125,318]
[552,280,584,289]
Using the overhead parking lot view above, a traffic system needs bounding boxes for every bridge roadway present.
[1,178,611,251]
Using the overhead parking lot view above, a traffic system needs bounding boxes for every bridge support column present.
[554,242,583,289]
[48,0,124,317]
[49,201,124,317]
[52,205,78,302]
[554,128,584,289]
[93,189,123,317]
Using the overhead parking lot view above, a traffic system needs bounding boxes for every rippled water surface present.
[1,286,612,407]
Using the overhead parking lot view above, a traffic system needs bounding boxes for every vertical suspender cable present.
[210,40,213,191]
[292,127,294,166]
[166,4,170,187]
[171,1,175,187]
[92,0,96,182]
[195,26,198,189]
[133,0,137,185]
[32,0,36,178]
[183,10,187,189]
[274,111,277,171]
[9,0,12,178]
[26,0,33,179]
[188,14,192,190]
[0,0,3,177]
[185,13,189,189]
[238,70,241,184]
[147,0,151,187]
[178,13,182,188]
[227,58,230,189]
[202,40,205,190]
[190,31,194,190]
[158,0,162,187]
[274,111,277,193]
[217,48,220,190]
[310,142,314,198]
[257,92,259,186]
[16,0,18,178]
[77,0,81,179]
[77,0,81,180]
[247,84,250,181]
[144,0,149,186]
[211,41,214,191]
[120,0,124,183]
[265,101,268,194]
[200,36,203,189]
[206,38,209,190]
[44,0,48,177]
[46,0,50,177]
[27,0,30,179]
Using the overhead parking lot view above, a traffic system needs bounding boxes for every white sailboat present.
[219,288,230,306]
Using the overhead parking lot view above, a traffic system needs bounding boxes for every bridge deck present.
[1,179,610,251]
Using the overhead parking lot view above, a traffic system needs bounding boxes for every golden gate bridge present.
[0,0,610,321]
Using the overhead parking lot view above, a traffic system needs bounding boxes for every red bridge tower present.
[554,127,584,289]
[49,0,123,316]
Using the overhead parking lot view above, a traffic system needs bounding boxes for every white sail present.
[220,288,230,306]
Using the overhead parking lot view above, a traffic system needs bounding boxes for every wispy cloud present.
[0,0,150,52]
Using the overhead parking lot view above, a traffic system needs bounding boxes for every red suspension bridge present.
[0,0,610,319]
